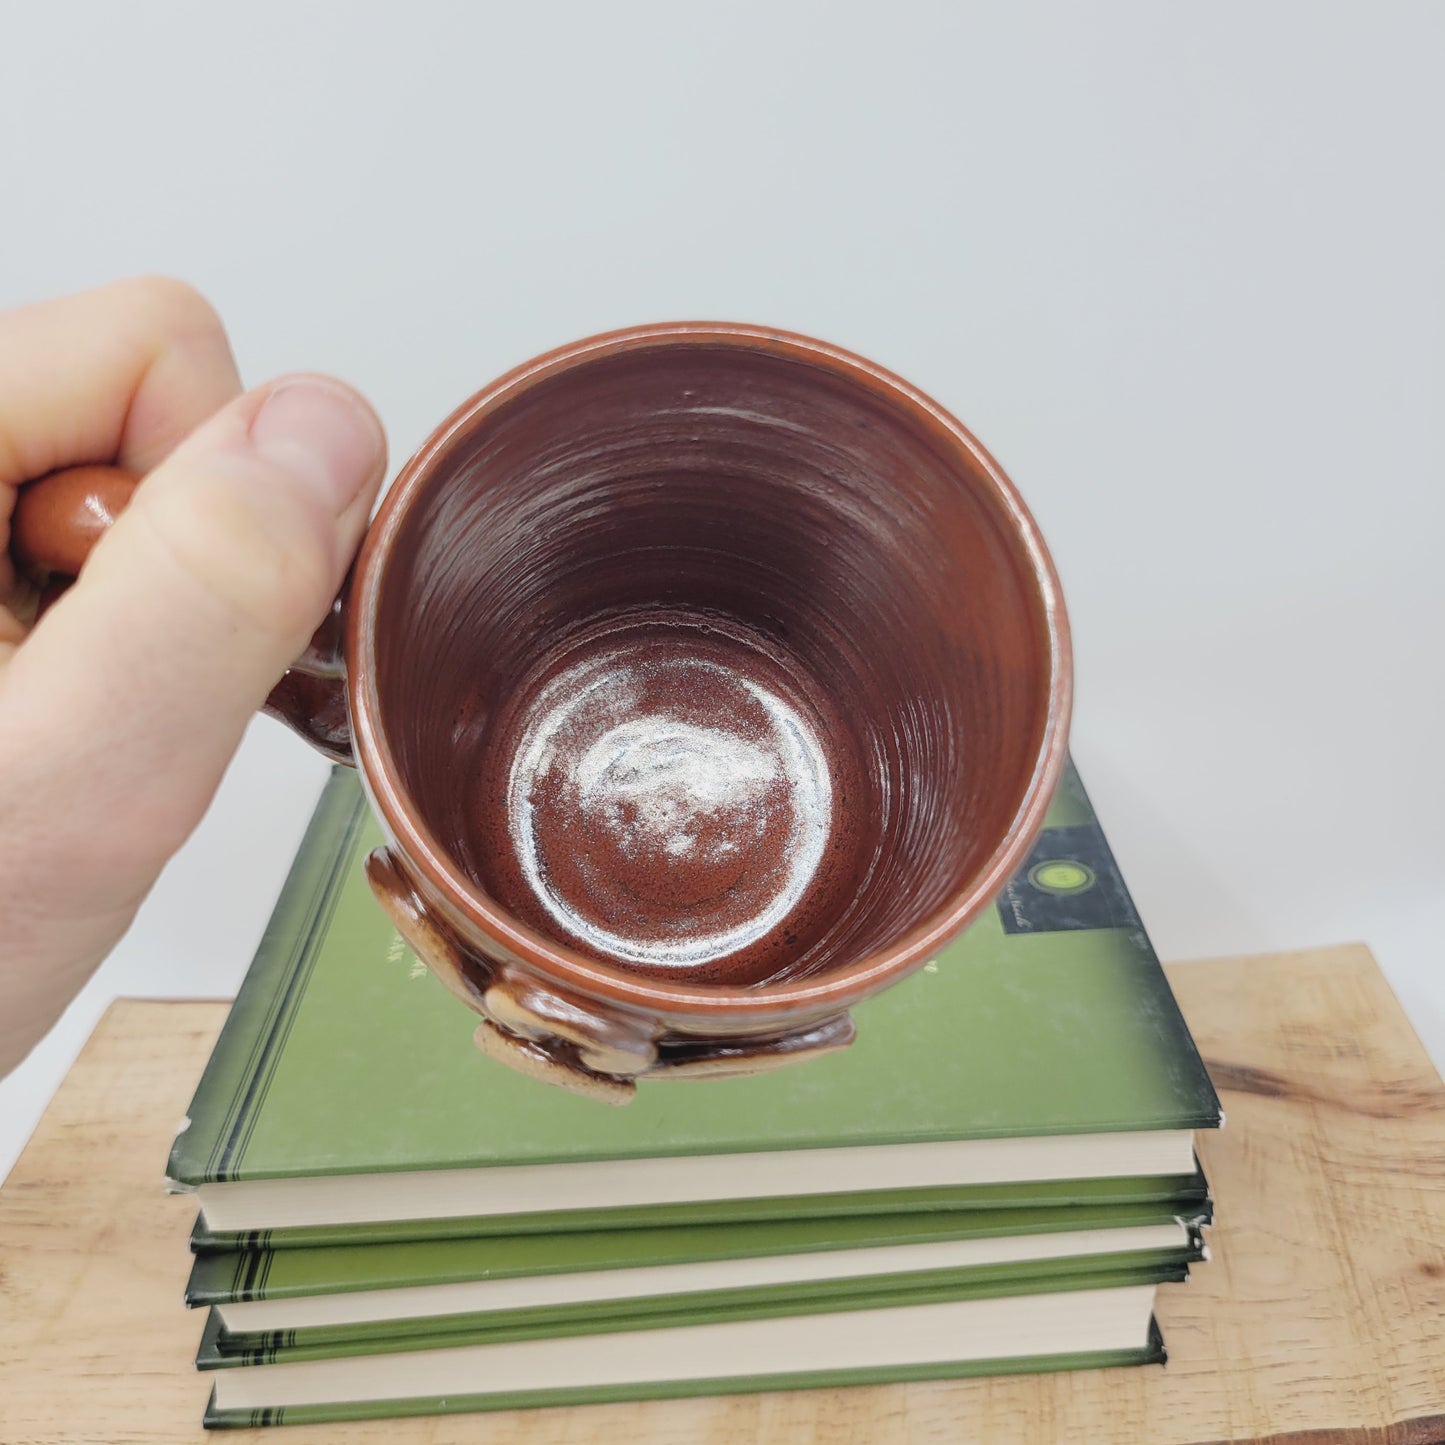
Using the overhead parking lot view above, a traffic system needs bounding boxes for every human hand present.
[0,278,386,1075]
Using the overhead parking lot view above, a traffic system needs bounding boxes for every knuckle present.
[113,275,227,346]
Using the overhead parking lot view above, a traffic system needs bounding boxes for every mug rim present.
[347,322,1072,1018]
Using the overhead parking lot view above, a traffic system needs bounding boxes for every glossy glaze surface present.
[487,615,852,983]
[367,331,1064,995]
[10,465,138,580]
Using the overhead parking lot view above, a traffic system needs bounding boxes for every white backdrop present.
[2,1,1441,1180]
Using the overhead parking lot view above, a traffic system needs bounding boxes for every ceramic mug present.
[11,324,1071,1101]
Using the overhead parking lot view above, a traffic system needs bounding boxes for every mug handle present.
[8,464,354,764]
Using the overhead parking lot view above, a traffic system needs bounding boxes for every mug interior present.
[370,335,1057,988]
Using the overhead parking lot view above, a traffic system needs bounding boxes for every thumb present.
[0,375,386,904]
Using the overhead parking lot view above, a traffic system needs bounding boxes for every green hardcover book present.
[189,1168,1211,1252]
[168,760,1220,1247]
[198,1256,1187,1368]
[189,1199,1206,1355]
[189,1196,1209,1305]
[202,1270,1170,1426]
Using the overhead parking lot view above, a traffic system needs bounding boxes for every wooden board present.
[2,942,1443,1443]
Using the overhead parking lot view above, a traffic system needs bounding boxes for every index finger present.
[0,275,243,598]
[0,274,243,484]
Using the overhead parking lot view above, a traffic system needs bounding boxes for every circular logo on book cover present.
[1028,859,1096,896]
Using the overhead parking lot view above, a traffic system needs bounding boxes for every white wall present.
[2,1,1441,1179]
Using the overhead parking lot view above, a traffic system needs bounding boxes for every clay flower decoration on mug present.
[12,325,1071,1101]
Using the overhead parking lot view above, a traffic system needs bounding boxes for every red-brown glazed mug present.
[10,324,1071,1102]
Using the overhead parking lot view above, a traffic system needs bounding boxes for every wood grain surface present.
[2,943,1443,1443]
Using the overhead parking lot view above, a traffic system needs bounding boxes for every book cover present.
[188,1197,1208,1306]
[198,1256,1188,1367]
[168,759,1219,1232]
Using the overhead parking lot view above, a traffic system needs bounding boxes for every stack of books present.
[166,762,1220,1429]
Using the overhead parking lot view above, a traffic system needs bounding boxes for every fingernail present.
[249,377,384,514]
